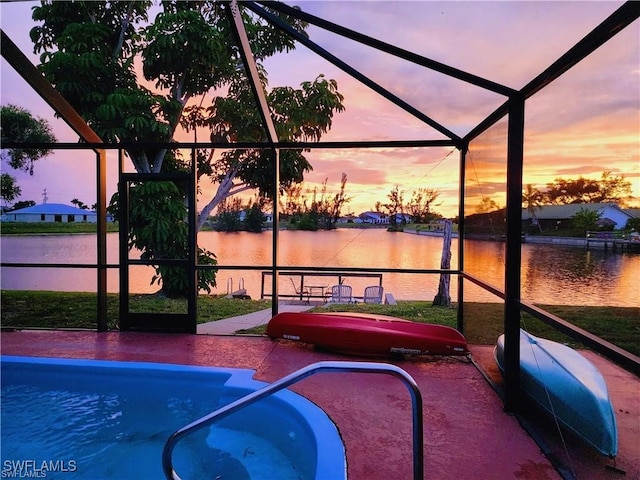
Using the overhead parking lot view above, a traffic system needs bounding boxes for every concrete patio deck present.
[1,330,638,479]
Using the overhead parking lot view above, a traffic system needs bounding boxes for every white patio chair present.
[329,284,353,304]
[363,285,384,304]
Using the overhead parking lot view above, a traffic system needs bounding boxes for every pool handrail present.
[162,360,424,480]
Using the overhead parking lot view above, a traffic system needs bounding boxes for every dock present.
[523,233,640,253]
[260,271,384,303]
[586,231,640,252]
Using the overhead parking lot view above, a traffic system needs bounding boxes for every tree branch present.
[196,162,245,230]
[129,151,151,173]
[151,76,192,173]
[113,1,135,59]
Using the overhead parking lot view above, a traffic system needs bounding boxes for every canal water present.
[1,229,638,307]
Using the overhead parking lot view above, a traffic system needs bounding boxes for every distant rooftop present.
[9,203,96,215]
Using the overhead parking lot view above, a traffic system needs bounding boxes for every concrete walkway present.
[197,303,314,334]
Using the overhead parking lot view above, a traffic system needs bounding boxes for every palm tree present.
[522,184,544,232]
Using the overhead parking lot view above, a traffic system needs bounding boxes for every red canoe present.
[267,311,469,357]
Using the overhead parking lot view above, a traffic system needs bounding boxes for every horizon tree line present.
[213,178,447,231]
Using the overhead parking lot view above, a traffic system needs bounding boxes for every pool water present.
[0,356,346,480]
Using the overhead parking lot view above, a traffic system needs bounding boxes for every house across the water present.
[356,211,389,224]
[522,203,637,231]
[1,203,112,223]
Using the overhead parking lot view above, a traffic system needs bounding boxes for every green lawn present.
[1,222,119,235]
[0,291,270,330]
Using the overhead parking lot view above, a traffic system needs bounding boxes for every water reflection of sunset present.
[3,231,637,308]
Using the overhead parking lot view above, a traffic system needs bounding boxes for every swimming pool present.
[0,356,346,480]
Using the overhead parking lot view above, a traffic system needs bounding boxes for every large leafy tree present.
[1,173,21,208]
[30,1,344,296]
[1,104,57,208]
[544,171,632,205]
[1,104,56,175]
[594,171,633,205]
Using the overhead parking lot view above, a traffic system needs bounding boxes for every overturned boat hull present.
[267,311,469,357]
[495,329,618,457]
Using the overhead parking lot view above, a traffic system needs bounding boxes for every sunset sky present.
[1,1,638,218]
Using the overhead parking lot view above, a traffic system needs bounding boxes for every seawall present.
[522,235,586,247]
[404,229,638,252]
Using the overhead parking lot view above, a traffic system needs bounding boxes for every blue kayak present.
[495,329,618,457]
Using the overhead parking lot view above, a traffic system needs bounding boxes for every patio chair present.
[289,277,310,304]
[328,284,353,304]
[363,285,384,304]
